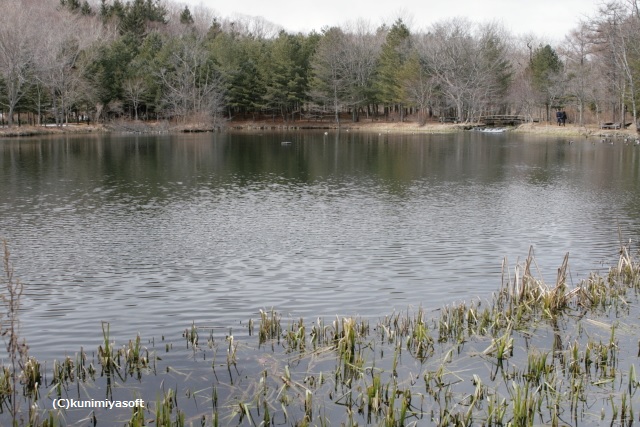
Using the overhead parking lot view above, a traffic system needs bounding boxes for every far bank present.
[1,119,638,139]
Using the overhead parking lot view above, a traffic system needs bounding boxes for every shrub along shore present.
[2,240,640,426]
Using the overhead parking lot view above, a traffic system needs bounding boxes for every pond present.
[1,130,640,362]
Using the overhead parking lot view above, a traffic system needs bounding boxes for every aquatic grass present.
[22,355,41,402]
[407,307,434,360]
[438,303,468,343]
[628,364,639,395]
[509,381,539,426]
[578,273,611,309]
[226,333,237,366]
[483,326,514,366]
[615,245,640,288]
[4,246,640,425]
[127,395,146,427]
[154,387,185,427]
[365,374,384,415]
[73,347,93,383]
[304,389,313,421]
[37,411,64,427]
[336,317,358,367]
[125,334,150,378]
[258,308,282,345]
[51,357,74,386]
[525,350,550,385]
[1,240,28,423]
[97,321,121,377]
[285,318,306,352]
[184,321,199,349]
[0,366,11,408]
[486,392,507,426]
[237,402,254,426]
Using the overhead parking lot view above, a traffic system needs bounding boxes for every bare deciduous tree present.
[340,20,383,121]
[419,19,512,122]
[0,3,35,126]
[311,27,349,124]
[33,4,107,126]
[158,35,226,125]
[123,77,146,120]
[562,23,595,125]
[589,1,640,128]
[401,54,436,125]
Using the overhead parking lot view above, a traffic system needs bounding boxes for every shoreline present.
[0,124,106,137]
[1,119,638,139]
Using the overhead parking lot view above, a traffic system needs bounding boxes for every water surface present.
[1,130,639,360]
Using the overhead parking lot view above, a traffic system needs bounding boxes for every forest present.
[0,0,639,129]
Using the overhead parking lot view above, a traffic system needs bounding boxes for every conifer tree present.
[375,19,411,120]
[180,6,194,25]
[310,27,348,124]
[529,44,563,121]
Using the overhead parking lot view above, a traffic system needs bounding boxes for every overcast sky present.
[181,0,603,41]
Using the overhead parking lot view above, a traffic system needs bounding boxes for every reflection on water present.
[1,131,640,359]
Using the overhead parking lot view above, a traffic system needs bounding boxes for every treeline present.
[0,0,639,128]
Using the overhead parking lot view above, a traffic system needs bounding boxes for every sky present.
[181,0,604,41]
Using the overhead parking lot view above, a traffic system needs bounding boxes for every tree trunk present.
[7,105,15,127]
[333,85,339,125]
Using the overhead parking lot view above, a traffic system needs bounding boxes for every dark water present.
[1,130,640,360]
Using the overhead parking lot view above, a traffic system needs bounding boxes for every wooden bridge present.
[438,115,539,126]
[480,115,530,126]
[599,122,633,130]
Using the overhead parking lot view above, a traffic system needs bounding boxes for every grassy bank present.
[2,119,638,139]
[208,117,640,139]
[2,241,640,426]
[227,119,623,138]
[0,124,105,137]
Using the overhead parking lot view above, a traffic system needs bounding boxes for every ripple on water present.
[1,134,638,360]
